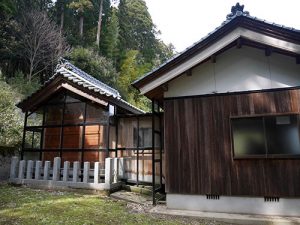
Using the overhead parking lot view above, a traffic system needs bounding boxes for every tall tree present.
[19,11,69,81]
[101,7,119,60]
[68,0,93,37]
[118,0,157,63]
[117,50,151,110]
[68,47,118,88]
[56,0,66,33]
[95,0,103,46]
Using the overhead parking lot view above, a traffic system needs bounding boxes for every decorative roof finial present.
[226,2,249,20]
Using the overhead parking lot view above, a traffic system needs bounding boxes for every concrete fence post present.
[105,158,113,185]
[43,161,51,180]
[18,160,26,179]
[52,157,61,181]
[94,162,100,184]
[35,161,42,180]
[26,160,33,179]
[83,162,90,183]
[63,161,70,182]
[118,157,125,179]
[10,156,19,179]
[113,158,119,183]
[73,161,79,182]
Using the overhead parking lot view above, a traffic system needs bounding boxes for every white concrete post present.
[26,160,34,179]
[10,156,19,179]
[94,162,100,184]
[118,158,125,179]
[113,158,119,183]
[18,160,26,179]
[63,161,70,182]
[43,161,51,180]
[105,158,113,185]
[52,157,61,181]
[35,161,42,180]
[83,162,90,183]
[73,161,80,182]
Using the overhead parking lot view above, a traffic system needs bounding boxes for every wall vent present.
[206,194,220,200]
[264,197,280,202]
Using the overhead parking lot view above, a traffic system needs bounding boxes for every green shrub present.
[0,76,23,152]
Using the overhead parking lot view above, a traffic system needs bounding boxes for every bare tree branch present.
[19,11,69,81]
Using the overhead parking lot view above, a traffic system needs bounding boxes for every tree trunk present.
[79,16,84,37]
[60,3,64,33]
[96,0,103,46]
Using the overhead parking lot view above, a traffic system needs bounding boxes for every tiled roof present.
[132,5,300,86]
[57,58,121,99]
[18,59,144,114]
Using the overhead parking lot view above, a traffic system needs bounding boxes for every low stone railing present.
[9,157,124,191]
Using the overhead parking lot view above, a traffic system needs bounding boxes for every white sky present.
[144,0,300,52]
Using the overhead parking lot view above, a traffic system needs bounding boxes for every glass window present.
[43,128,61,149]
[47,92,65,104]
[265,115,300,155]
[83,152,99,166]
[62,126,83,149]
[232,115,300,158]
[45,104,63,125]
[63,103,85,124]
[27,110,43,127]
[232,118,265,156]
[134,127,152,148]
[42,152,60,162]
[61,151,81,163]
[84,125,106,149]
[65,94,82,103]
[86,103,109,124]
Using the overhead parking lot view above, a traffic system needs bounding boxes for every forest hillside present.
[0,0,174,150]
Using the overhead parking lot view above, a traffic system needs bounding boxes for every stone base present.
[167,194,300,217]
[9,178,122,192]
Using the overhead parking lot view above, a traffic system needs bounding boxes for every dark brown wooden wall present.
[164,88,300,197]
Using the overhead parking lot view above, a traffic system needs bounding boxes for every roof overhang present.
[17,76,144,114]
[132,16,300,100]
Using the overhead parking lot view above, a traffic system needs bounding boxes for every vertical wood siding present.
[164,89,300,197]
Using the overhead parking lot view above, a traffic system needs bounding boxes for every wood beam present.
[211,55,216,63]
[161,84,168,92]
[265,48,272,57]
[236,38,242,49]
[186,69,192,76]
[296,56,300,64]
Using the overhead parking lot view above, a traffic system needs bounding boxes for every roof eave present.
[132,15,300,91]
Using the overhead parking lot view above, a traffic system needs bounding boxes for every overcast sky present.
[144,0,300,52]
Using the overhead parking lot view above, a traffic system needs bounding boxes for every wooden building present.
[17,59,163,185]
[132,3,300,216]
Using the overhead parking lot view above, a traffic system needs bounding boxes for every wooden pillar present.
[21,112,28,160]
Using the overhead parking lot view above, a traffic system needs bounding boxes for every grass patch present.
[0,184,223,225]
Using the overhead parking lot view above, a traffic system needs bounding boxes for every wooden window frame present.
[230,113,300,159]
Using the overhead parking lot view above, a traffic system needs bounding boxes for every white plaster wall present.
[164,46,300,98]
[167,194,300,217]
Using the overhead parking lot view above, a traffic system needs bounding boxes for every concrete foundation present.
[167,194,300,217]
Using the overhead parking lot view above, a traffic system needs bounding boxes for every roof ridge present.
[57,58,120,98]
